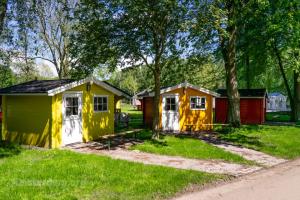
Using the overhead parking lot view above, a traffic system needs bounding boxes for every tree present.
[32,0,76,79]
[191,0,246,127]
[247,0,300,121]
[0,0,7,36]
[72,0,188,137]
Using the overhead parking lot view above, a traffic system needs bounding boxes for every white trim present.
[48,78,88,96]
[47,77,131,98]
[62,92,83,145]
[0,93,48,96]
[93,95,109,113]
[63,91,83,94]
[190,96,207,110]
[148,82,220,97]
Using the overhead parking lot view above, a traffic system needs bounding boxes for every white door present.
[62,93,83,145]
[162,95,180,131]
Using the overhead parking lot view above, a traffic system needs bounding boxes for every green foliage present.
[0,65,15,88]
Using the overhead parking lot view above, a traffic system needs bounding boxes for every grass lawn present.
[129,130,253,165]
[217,125,300,159]
[116,103,143,132]
[0,147,225,200]
[266,112,291,122]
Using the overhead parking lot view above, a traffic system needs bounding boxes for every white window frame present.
[190,96,206,110]
[93,95,108,113]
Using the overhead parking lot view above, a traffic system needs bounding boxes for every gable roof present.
[216,89,267,98]
[136,82,220,98]
[0,77,131,98]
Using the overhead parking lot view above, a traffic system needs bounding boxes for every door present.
[162,95,179,131]
[62,93,83,145]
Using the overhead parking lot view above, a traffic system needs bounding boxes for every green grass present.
[266,112,291,122]
[116,103,143,132]
[0,147,225,200]
[217,125,300,159]
[129,130,253,165]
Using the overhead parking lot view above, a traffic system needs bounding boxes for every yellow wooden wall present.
[2,82,116,148]
[51,83,115,148]
[1,95,52,147]
[159,87,213,131]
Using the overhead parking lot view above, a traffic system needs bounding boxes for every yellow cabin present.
[138,82,220,132]
[0,77,130,148]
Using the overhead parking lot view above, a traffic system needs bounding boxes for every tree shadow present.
[0,141,22,158]
[220,133,264,147]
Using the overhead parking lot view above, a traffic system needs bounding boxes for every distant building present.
[267,92,289,112]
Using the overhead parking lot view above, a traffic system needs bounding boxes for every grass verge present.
[217,125,300,159]
[0,148,225,200]
[129,130,254,165]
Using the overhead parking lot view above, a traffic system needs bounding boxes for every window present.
[190,96,206,110]
[94,96,108,112]
[165,97,176,111]
[65,97,79,116]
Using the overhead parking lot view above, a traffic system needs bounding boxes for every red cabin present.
[215,89,267,124]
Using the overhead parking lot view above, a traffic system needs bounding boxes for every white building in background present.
[267,92,290,112]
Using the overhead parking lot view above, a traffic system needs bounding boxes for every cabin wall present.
[215,98,265,124]
[142,97,154,128]
[142,87,214,131]
[2,95,52,148]
[51,83,115,147]
[160,87,213,131]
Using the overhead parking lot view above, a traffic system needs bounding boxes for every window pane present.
[166,98,170,104]
[99,97,103,104]
[103,103,107,111]
[73,106,78,115]
[73,98,78,106]
[103,97,107,103]
[66,98,72,106]
[171,104,176,111]
[94,104,98,111]
[66,107,72,116]
[171,98,175,104]
[201,98,206,108]
[94,97,97,104]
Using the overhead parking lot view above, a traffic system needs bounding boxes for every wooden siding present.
[51,83,115,148]
[2,95,52,147]
[2,82,116,148]
[142,87,214,131]
[215,98,266,124]
[143,97,154,128]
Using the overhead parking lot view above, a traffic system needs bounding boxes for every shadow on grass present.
[220,133,264,147]
[0,140,22,158]
[125,130,169,147]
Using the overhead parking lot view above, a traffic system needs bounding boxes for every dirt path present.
[67,142,261,176]
[173,158,300,200]
[212,143,287,167]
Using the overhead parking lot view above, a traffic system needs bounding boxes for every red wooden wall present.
[141,97,154,128]
[215,98,266,124]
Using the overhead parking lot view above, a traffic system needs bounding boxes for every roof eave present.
[47,77,132,99]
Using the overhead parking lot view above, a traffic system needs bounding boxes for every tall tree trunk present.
[222,1,241,127]
[245,53,251,89]
[152,67,161,138]
[273,44,296,122]
[294,71,300,121]
[0,0,7,37]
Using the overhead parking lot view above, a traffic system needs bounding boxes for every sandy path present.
[173,158,300,200]
[67,142,261,176]
[212,143,287,167]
